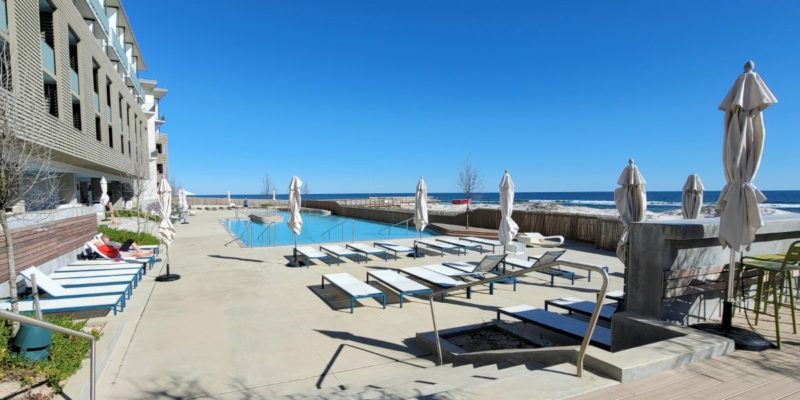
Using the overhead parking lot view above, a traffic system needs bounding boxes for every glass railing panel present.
[40,40,55,76]
[93,93,100,112]
[105,104,111,121]
[70,69,80,95]
[1,0,8,33]
[87,0,109,34]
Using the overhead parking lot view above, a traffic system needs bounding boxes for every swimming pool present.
[224,211,435,247]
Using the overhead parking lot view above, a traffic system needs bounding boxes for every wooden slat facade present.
[0,214,97,283]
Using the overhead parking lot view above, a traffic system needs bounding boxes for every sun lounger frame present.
[7,294,125,316]
[366,270,433,307]
[414,239,464,257]
[320,245,361,265]
[399,267,470,302]
[295,247,331,267]
[435,238,484,254]
[374,242,416,261]
[346,243,389,261]
[461,237,502,253]
[321,274,386,313]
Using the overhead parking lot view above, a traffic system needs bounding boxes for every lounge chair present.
[366,270,432,307]
[53,275,140,289]
[320,245,361,265]
[85,241,155,269]
[442,254,514,293]
[1,295,125,315]
[518,232,565,248]
[497,304,611,350]
[435,237,484,253]
[58,262,145,280]
[321,273,386,313]
[20,267,132,301]
[505,250,571,287]
[346,243,389,261]
[606,290,624,303]
[295,246,331,266]
[52,269,142,281]
[400,266,469,301]
[374,242,416,260]
[421,264,471,278]
[93,233,160,255]
[528,252,608,284]
[414,239,462,257]
[544,297,617,322]
[461,237,503,253]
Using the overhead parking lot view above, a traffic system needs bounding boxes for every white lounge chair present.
[544,297,617,322]
[52,269,141,280]
[85,241,154,268]
[20,267,132,300]
[518,232,565,248]
[321,273,386,313]
[320,245,360,265]
[54,275,139,289]
[2,295,126,315]
[421,264,470,278]
[414,239,462,257]
[497,304,611,350]
[443,254,515,294]
[366,270,432,307]
[400,266,468,301]
[374,242,415,260]
[435,237,484,253]
[93,233,160,255]
[461,237,503,253]
[295,246,331,266]
[346,243,389,261]
[59,262,145,280]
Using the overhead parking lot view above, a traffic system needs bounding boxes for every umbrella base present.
[407,252,425,258]
[286,259,305,267]
[155,274,181,282]
[692,323,773,351]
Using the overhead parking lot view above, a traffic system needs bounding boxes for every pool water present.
[224,211,435,247]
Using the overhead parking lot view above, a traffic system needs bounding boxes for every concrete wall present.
[627,215,800,324]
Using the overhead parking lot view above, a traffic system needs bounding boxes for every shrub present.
[97,225,160,246]
[1,316,101,392]
[110,209,161,222]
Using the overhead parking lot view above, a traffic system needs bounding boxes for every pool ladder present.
[377,217,414,238]
[321,220,355,242]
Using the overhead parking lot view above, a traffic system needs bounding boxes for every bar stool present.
[741,241,800,349]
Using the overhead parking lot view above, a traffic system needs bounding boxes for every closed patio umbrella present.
[412,177,429,258]
[155,177,180,282]
[614,159,646,310]
[717,61,776,333]
[498,170,519,247]
[226,191,232,207]
[682,174,705,219]
[99,176,110,207]
[286,176,304,267]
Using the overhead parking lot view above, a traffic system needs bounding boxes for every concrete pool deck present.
[58,208,750,399]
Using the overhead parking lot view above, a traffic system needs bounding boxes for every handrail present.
[427,259,608,377]
[321,221,348,241]
[378,217,414,236]
[0,310,96,400]
[257,221,277,245]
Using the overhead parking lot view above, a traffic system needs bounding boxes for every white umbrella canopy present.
[157,177,175,247]
[272,189,276,202]
[682,174,705,219]
[287,177,303,236]
[414,177,429,236]
[614,159,647,264]
[226,191,232,206]
[498,170,519,246]
[99,176,110,206]
[718,61,776,251]
[178,188,189,210]
[717,61,777,330]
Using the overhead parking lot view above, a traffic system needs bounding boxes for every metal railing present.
[321,220,355,242]
[0,310,96,399]
[427,259,608,377]
[257,221,278,246]
[40,40,55,76]
[1,0,8,33]
[86,0,109,34]
[70,69,80,96]
[377,217,414,238]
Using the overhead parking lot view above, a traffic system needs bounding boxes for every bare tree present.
[301,180,310,208]
[0,43,59,330]
[120,160,149,234]
[457,156,483,229]
[261,174,274,205]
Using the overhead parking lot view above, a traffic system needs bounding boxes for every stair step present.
[385,362,543,396]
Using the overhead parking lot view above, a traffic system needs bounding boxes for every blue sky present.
[125,1,800,195]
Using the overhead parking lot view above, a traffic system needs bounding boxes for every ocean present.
[196,191,800,214]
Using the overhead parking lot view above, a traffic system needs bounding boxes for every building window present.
[71,103,82,130]
[95,116,101,141]
[156,164,163,174]
[0,38,10,91]
[128,141,131,158]
[120,134,124,154]
[156,143,162,154]
[109,126,113,148]
[40,1,58,117]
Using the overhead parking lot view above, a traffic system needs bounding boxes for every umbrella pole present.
[723,250,736,330]
[155,246,181,282]
[287,234,302,267]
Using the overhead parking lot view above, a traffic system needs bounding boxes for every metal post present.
[723,250,737,330]
[352,220,355,243]
[90,340,96,400]
[31,273,43,320]
[430,296,442,365]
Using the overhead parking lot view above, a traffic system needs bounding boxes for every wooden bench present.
[321,273,386,313]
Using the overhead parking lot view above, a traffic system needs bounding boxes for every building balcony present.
[1,0,8,34]
[70,69,80,96]
[93,93,100,113]
[41,40,56,78]
[109,32,144,101]
[86,0,110,36]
